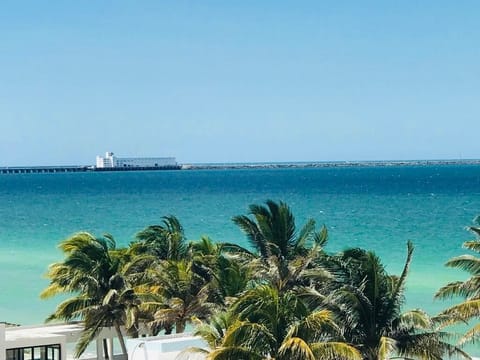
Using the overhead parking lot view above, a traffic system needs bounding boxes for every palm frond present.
[445,255,480,275]
[463,239,480,252]
[74,317,105,357]
[399,309,432,330]
[458,322,480,346]
[439,299,480,322]
[288,309,339,341]
[378,336,397,360]
[278,337,316,360]
[310,342,362,360]
[46,296,95,322]
[40,283,66,299]
[435,280,479,300]
[396,331,471,360]
[313,225,329,247]
[193,312,237,349]
[176,347,209,360]
[207,346,264,360]
[295,219,316,250]
[58,232,96,253]
[222,320,276,353]
[232,215,268,258]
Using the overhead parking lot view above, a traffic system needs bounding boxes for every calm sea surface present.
[1,165,480,325]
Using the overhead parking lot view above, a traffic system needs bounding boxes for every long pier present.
[0,165,181,174]
[1,159,480,174]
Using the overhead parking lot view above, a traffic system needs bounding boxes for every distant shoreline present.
[0,159,479,174]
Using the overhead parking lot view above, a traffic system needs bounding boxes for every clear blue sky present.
[1,1,479,165]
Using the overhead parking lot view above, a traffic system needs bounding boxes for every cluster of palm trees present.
[41,200,479,359]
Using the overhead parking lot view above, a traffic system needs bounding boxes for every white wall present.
[127,336,207,360]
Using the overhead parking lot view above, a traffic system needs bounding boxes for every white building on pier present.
[95,152,177,169]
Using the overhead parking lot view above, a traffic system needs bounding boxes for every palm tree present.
[191,311,238,351]
[232,200,327,261]
[126,232,243,334]
[40,232,139,357]
[133,215,188,260]
[326,242,468,360]
[148,259,216,335]
[190,285,361,360]
[232,200,329,292]
[435,218,480,347]
[190,236,252,302]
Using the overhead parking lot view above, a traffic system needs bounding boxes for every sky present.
[1,1,479,166]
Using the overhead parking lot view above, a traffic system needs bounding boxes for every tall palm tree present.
[189,285,361,360]
[326,242,468,360]
[436,218,480,346]
[40,232,138,357]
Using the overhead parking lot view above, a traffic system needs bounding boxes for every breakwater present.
[181,159,480,170]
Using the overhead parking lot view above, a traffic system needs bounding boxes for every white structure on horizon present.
[95,152,177,169]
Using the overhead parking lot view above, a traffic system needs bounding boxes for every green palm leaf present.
[445,255,480,275]
[377,336,397,360]
[287,309,339,341]
[295,218,316,250]
[232,214,269,258]
[435,280,479,300]
[310,342,362,360]
[463,239,480,252]
[398,309,432,330]
[458,322,480,346]
[207,346,264,360]
[439,298,480,320]
[222,320,276,353]
[278,337,316,360]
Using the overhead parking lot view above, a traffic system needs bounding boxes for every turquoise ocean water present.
[1,165,480,327]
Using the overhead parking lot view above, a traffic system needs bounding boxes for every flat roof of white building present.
[6,323,84,343]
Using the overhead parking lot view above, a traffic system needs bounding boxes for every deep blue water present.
[1,165,480,326]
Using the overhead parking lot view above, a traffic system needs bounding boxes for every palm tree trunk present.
[175,320,186,333]
[130,320,139,338]
[114,322,128,356]
[164,324,173,335]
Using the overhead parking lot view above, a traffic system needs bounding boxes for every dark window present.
[7,345,60,360]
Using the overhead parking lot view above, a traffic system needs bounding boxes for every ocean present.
[1,165,480,326]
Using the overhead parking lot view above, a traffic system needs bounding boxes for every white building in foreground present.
[1,323,121,360]
[95,152,177,169]
[1,323,207,360]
